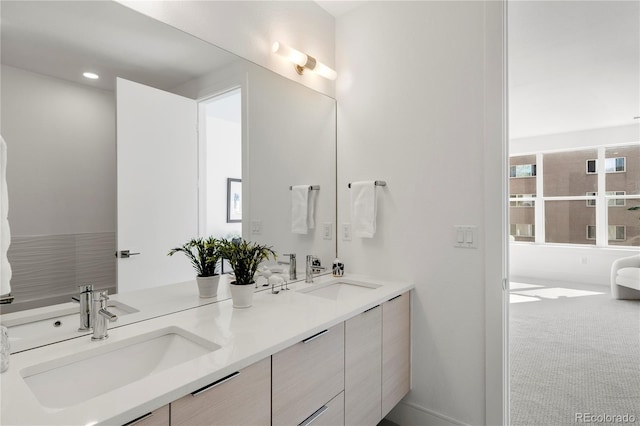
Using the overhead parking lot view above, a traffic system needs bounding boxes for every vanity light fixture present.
[271,42,337,81]
[83,72,99,80]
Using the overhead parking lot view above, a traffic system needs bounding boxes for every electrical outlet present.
[342,223,352,241]
[322,223,333,240]
[251,220,262,235]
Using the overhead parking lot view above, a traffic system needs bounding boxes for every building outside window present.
[509,144,640,247]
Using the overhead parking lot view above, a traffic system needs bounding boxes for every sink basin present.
[297,279,382,301]
[21,327,220,409]
[4,301,139,345]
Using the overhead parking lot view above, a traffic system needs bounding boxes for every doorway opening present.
[507,2,640,424]
[199,88,242,242]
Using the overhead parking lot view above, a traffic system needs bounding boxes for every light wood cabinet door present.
[299,391,345,426]
[171,357,271,426]
[272,323,345,426]
[382,292,411,417]
[123,404,169,426]
[345,305,382,426]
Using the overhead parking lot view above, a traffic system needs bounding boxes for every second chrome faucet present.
[75,285,118,340]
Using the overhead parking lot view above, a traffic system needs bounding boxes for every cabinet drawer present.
[299,391,344,426]
[345,305,382,426]
[272,323,345,426]
[382,292,411,417]
[123,404,169,426]
[171,357,271,426]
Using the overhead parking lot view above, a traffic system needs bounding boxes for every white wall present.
[0,65,116,236]
[511,123,640,155]
[247,67,337,268]
[118,0,336,97]
[510,244,637,287]
[1,65,117,309]
[336,2,504,425]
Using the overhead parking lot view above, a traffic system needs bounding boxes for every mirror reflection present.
[0,1,336,321]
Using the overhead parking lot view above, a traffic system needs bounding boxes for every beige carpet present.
[510,280,640,426]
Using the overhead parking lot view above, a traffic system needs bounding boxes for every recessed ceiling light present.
[83,72,99,80]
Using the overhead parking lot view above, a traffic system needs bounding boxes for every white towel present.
[291,185,310,234]
[350,181,377,238]
[0,135,12,296]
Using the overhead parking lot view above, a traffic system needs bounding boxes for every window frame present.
[509,194,536,207]
[510,223,535,238]
[586,225,626,241]
[509,164,537,178]
[585,191,626,207]
[586,157,626,174]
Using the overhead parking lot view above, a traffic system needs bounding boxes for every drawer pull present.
[302,329,329,344]
[363,304,380,313]
[298,405,329,426]
[191,371,241,396]
[123,412,153,426]
[387,294,402,302]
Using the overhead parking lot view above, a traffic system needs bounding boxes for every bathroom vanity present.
[0,275,412,426]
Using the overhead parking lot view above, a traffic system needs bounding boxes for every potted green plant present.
[168,237,222,298]
[218,238,276,308]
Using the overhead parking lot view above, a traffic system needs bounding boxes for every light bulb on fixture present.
[83,72,99,80]
[272,41,337,81]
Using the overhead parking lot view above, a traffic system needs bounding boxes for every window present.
[510,223,535,237]
[586,157,626,174]
[510,194,536,207]
[509,143,639,247]
[586,191,626,207]
[586,225,626,241]
[510,164,536,178]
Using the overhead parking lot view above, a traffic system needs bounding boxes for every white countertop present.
[0,274,413,426]
[1,274,241,354]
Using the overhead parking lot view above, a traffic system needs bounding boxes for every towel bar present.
[289,185,320,191]
[0,293,14,304]
[348,181,386,188]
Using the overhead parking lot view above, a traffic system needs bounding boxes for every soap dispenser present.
[332,258,344,277]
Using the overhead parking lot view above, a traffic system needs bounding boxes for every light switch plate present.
[454,225,478,249]
[342,223,352,241]
[322,223,333,240]
[251,220,262,235]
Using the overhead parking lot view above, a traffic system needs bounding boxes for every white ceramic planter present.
[229,282,254,308]
[196,276,220,298]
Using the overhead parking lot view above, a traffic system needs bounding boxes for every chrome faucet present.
[91,291,118,341]
[305,255,326,283]
[76,284,94,331]
[278,253,297,280]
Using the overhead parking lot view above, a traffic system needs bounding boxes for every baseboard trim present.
[386,400,470,426]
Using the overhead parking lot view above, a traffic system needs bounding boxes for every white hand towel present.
[0,135,12,296]
[291,185,310,234]
[350,181,377,238]
[307,188,317,230]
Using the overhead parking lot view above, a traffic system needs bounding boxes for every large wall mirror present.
[0,1,336,314]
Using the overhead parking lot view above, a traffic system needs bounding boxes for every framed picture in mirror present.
[227,178,242,223]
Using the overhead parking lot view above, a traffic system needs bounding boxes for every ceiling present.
[0,1,237,92]
[3,0,637,139]
[509,1,640,139]
[315,1,367,18]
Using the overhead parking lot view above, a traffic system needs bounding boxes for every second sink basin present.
[21,326,220,409]
[297,279,382,301]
